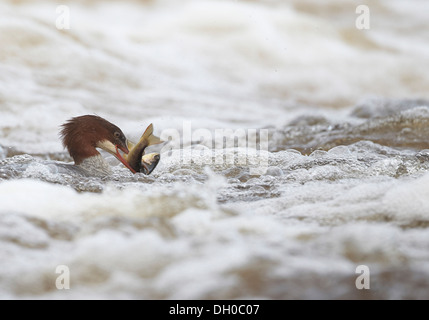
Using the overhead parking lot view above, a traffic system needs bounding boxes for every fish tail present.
[142,123,164,146]
[148,134,163,145]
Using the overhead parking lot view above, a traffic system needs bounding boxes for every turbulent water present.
[1,0,429,299]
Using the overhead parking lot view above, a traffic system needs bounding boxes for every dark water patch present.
[351,98,429,119]
[272,105,429,154]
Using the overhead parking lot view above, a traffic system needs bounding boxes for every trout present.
[124,123,163,174]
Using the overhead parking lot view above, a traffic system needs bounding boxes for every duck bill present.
[141,153,160,175]
[115,145,136,174]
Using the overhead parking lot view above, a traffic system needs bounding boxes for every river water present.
[1,0,429,299]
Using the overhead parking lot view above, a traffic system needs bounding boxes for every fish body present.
[125,123,163,174]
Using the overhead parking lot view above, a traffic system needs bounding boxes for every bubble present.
[0,146,5,160]
[265,166,283,176]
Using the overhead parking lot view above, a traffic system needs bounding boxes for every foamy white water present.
[1,0,429,299]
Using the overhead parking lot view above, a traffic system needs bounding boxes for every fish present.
[124,123,163,174]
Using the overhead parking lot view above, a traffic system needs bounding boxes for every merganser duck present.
[60,115,136,175]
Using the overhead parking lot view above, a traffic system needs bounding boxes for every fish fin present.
[141,123,164,146]
[140,123,153,140]
[148,134,164,146]
[127,140,136,150]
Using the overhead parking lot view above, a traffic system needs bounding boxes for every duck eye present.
[114,131,121,139]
